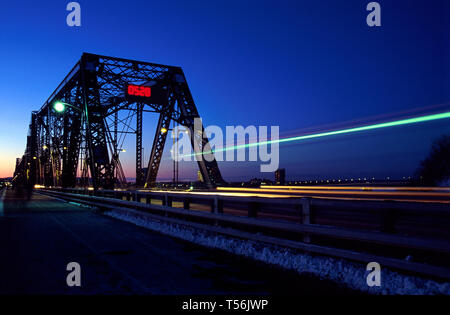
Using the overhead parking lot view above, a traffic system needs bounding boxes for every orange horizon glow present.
[0,156,17,178]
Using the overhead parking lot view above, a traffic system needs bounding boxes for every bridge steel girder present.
[61,87,83,188]
[28,112,39,188]
[135,103,144,186]
[80,54,114,190]
[17,53,225,190]
[145,95,176,187]
[171,69,225,188]
[43,114,53,187]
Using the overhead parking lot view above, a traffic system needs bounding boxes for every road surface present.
[0,188,355,295]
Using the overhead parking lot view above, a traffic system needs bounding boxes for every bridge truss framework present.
[14,53,224,190]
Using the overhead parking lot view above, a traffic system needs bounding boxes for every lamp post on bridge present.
[52,100,90,190]
[53,101,83,113]
[53,101,100,191]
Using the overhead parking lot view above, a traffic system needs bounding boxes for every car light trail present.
[216,187,450,197]
[187,111,450,157]
[147,190,293,198]
[259,186,450,192]
[142,189,450,204]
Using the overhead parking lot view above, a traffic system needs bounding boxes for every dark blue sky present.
[0,0,449,180]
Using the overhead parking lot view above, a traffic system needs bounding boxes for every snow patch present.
[105,208,450,295]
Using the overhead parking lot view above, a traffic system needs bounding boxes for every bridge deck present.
[0,189,354,294]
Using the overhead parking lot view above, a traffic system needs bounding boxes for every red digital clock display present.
[127,85,151,98]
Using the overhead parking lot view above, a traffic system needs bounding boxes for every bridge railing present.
[43,187,450,243]
[38,187,450,279]
[52,187,450,235]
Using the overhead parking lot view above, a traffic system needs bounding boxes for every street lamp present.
[53,102,66,113]
[53,101,82,113]
[53,100,98,190]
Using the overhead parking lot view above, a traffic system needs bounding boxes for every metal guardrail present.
[39,188,450,280]
[51,187,450,236]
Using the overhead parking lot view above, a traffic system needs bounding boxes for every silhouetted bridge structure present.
[13,53,224,191]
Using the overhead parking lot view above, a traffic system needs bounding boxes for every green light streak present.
[189,111,450,157]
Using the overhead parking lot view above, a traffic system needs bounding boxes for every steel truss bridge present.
[14,53,224,190]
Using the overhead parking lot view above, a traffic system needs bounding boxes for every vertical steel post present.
[136,103,143,186]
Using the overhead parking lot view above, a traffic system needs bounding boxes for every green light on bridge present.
[53,102,66,113]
